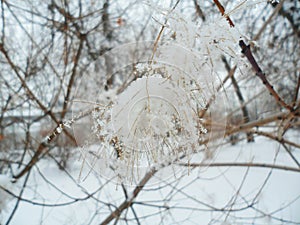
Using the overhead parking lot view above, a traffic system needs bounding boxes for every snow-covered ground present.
[1,134,300,225]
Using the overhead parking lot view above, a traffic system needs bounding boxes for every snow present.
[0,175,12,215]
[1,136,300,224]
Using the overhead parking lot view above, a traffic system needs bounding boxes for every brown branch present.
[193,0,206,21]
[212,0,294,113]
[12,105,102,180]
[121,184,141,225]
[4,2,62,79]
[61,37,84,118]
[201,109,300,148]
[100,168,157,225]
[247,129,300,168]
[5,171,31,225]
[0,181,97,207]
[50,1,82,37]
[150,0,180,62]
[251,130,300,150]
[223,110,299,137]
[13,135,54,179]
[292,72,300,108]
[213,0,234,27]
[222,56,254,142]
[0,43,75,142]
[239,40,293,112]
[179,162,300,173]
[0,43,79,180]
[282,143,300,168]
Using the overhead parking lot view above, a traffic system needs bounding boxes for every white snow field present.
[1,134,300,225]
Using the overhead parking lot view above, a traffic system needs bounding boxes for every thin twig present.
[250,130,300,149]
[199,65,236,118]
[12,105,105,179]
[193,0,206,21]
[253,0,285,41]
[0,43,76,142]
[5,171,31,225]
[179,162,300,173]
[292,72,300,108]
[222,56,254,142]
[282,143,300,168]
[100,168,157,225]
[61,37,84,118]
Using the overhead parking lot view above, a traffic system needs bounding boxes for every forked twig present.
[100,168,157,225]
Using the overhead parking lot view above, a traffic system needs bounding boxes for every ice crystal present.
[72,4,229,185]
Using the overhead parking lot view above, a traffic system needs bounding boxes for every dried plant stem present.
[225,110,298,136]
[202,109,299,141]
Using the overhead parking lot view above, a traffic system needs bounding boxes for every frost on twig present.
[69,6,250,185]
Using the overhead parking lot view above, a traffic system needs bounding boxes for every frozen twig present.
[12,106,103,179]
